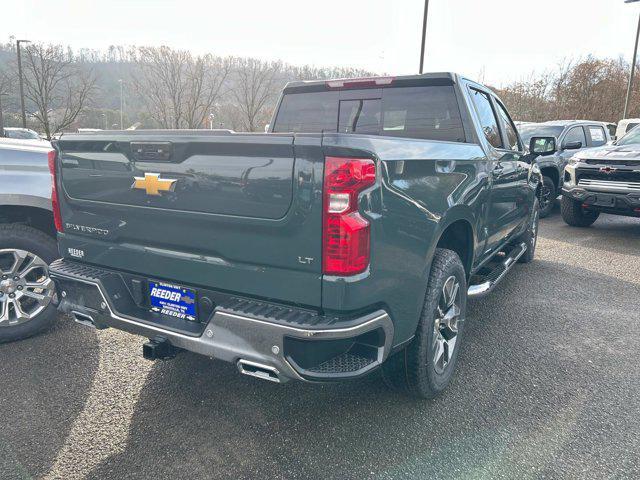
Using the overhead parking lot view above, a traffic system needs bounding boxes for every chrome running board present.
[468,242,527,298]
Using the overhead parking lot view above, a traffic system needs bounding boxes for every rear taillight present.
[47,150,63,232]
[322,156,376,275]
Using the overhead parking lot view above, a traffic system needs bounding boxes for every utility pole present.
[118,79,124,129]
[16,39,31,128]
[419,0,430,74]
[624,0,640,119]
[0,93,6,137]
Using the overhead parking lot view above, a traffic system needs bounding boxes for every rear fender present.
[427,207,476,279]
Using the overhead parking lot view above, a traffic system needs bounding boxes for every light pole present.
[624,0,640,119]
[0,93,6,136]
[209,112,215,130]
[419,0,430,74]
[118,79,124,130]
[102,113,107,130]
[16,39,31,128]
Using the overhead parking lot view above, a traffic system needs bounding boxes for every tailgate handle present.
[131,142,173,162]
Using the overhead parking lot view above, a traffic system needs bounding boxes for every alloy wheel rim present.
[0,249,54,327]
[432,275,461,375]
[531,210,539,251]
[539,185,552,210]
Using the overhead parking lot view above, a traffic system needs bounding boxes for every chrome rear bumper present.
[50,259,394,383]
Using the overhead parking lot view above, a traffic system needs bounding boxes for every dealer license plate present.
[148,281,197,322]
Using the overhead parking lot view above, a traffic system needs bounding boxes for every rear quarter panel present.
[321,135,487,345]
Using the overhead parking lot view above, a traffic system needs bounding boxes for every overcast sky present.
[7,0,640,86]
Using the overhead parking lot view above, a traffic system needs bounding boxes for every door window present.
[563,127,586,148]
[587,126,607,147]
[469,88,502,149]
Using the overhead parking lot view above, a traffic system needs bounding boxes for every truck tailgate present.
[56,132,323,307]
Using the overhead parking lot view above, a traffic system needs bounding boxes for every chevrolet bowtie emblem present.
[132,173,177,196]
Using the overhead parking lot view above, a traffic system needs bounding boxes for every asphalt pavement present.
[1,208,639,480]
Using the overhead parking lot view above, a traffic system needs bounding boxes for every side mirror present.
[529,136,557,156]
[562,141,582,150]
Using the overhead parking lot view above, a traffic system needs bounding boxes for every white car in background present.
[2,128,51,147]
[615,119,640,140]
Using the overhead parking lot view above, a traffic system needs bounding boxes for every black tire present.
[381,248,467,399]
[0,224,58,343]
[537,175,556,218]
[518,198,539,264]
[561,195,599,227]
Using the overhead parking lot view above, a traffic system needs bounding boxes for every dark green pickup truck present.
[49,73,540,398]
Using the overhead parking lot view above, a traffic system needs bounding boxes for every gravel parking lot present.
[1,211,639,480]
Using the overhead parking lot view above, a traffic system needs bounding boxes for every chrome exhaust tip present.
[237,359,281,383]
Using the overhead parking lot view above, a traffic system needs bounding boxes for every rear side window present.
[273,85,466,142]
[587,126,607,147]
[272,91,339,133]
[494,101,520,151]
[469,88,502,149]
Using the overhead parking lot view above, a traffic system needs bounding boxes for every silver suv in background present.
[519,120,611,217]
[0,139,58,342]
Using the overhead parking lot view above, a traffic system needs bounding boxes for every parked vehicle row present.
[520,119,640,225]
[519,120,611,217]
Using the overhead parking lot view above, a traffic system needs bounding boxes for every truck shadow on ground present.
[0,319,99,479]
[86,256,640,480]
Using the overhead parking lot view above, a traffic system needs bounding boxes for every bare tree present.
[495,73,552,122]
[21,44,96,138]
[231,58,281,132]
[495,56,640,123]
[132,46,230,129]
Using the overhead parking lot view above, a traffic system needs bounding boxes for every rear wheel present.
[538,175,556,218]
[561,195,599,227]
[381,248,466,399]
[0,224,58,343]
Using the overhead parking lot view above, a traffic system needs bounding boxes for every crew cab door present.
[558,126,587,167]
[467,87,526,254]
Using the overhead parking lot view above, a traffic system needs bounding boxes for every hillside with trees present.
[0,37,638,138]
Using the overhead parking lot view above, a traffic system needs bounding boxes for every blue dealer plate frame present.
[148,281,197,322]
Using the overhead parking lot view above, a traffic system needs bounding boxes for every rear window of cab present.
[273,86,466,143]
